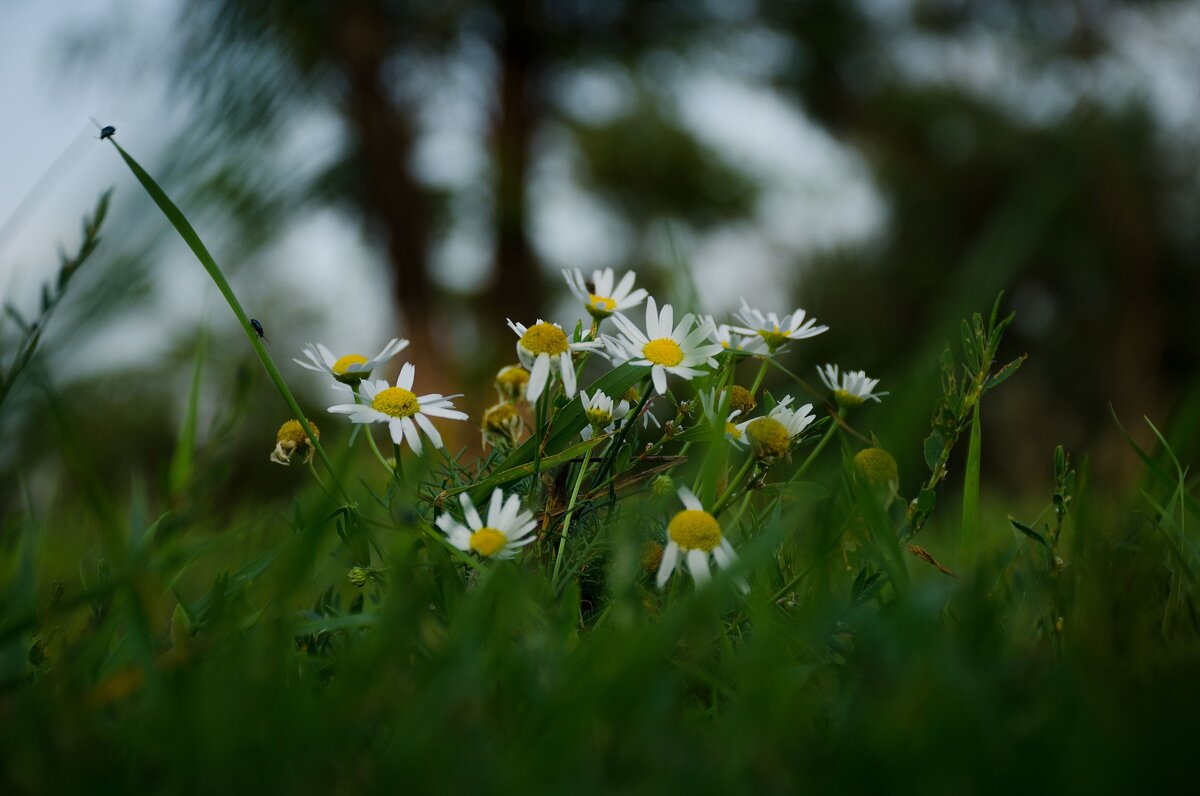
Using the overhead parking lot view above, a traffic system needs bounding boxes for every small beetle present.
[99,125,116,141]
[250,318,270,344]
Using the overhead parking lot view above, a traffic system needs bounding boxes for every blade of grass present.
[169,327,206,499]
[107,140,349,504]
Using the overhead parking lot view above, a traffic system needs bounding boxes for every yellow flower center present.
[853,447,898,489]
[747,417,790,459]
[758,327,791,349]
[588,293,617,313]
[643,338,684,367]
[495,365,530,400]
[725,421,742,440]
[469,527,508,557]
[727,385,756,415]
[834,389,866,409]
[586,407,613,427]
[276,418,318,444]
[372,387,420,418]
[622,386,640,403]
[667,509,722,552]
[519,323,569,356]
[332,354,368,376]
[482,402,520,431]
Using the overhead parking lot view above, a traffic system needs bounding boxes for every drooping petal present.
[400,416,423,455]
[651,364,668,395]
[560,351,576,397]
[527,353,551,402]
[656,542,680,590]
[687,549,711,586]
[414,412,443,449]
[388,418,405,446]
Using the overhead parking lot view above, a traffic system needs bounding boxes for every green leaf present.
[923,430,945,472]
[1009,517,1050,549]
[985,355,1026,392]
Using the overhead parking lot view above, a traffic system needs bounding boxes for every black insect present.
[250,318,270,344]
[99,125,116,141]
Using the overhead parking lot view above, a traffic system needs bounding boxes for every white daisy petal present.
[414,412,444,450]
[397,362,415,390]
[687,550,711,586]
[400,417,423,455]
[527,352,551,402]
[651,365,668,395]
[657,541,680,590]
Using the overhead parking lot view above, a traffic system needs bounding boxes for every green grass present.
[0,150,1198,794]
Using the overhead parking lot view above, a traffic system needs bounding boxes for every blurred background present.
[3,0,1199,515]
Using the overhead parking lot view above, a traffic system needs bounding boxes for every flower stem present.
[713,455,755,516]
[591,379,652,489]
[748,357,769,394]
[353,388,396,478]
[791,408,843,482]
[552,448,593,584]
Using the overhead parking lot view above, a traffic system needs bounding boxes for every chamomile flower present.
[768,395,818,440]
[656,487,745,591]
[817,364,887,408]
[564,267,648,319]
[481,402,523,449]
[579,389,630,440]
[295,338,409,385]
[436,489,537,560]
[732,299,828,352]
[507,319,603,403]
[326,363,467,454]
[269,419,319,466]
[706,317,768,356]
[606,298,723,395]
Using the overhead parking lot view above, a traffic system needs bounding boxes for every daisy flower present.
[579,389,630,440]
[656,486,745,591]
[705,316,768,356]
[768,395,818,439]
[295,338,409,385]
[269,419,319,466]
[732,299,828,352]
[564,267,648,319]
[507,319,603,403]
[436,488,537,560]
[606,298,723,395]
[326,363,467,454]
[817,364,887,408]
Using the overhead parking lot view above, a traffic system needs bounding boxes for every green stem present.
[713,455,755,516]
[791,408,843,482]
[109,140,350,504]
[353,388,395,478]
[552,448,593,583]
[592,379,652,488]
[748,358,769,394]
[960,402,983,569]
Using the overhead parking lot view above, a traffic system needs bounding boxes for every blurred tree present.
[163,0,750,372]
[758,0,1200,488]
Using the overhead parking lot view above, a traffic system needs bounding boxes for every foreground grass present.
[1,149,1198,794]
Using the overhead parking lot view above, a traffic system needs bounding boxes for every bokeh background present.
[3,0,1200,514]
